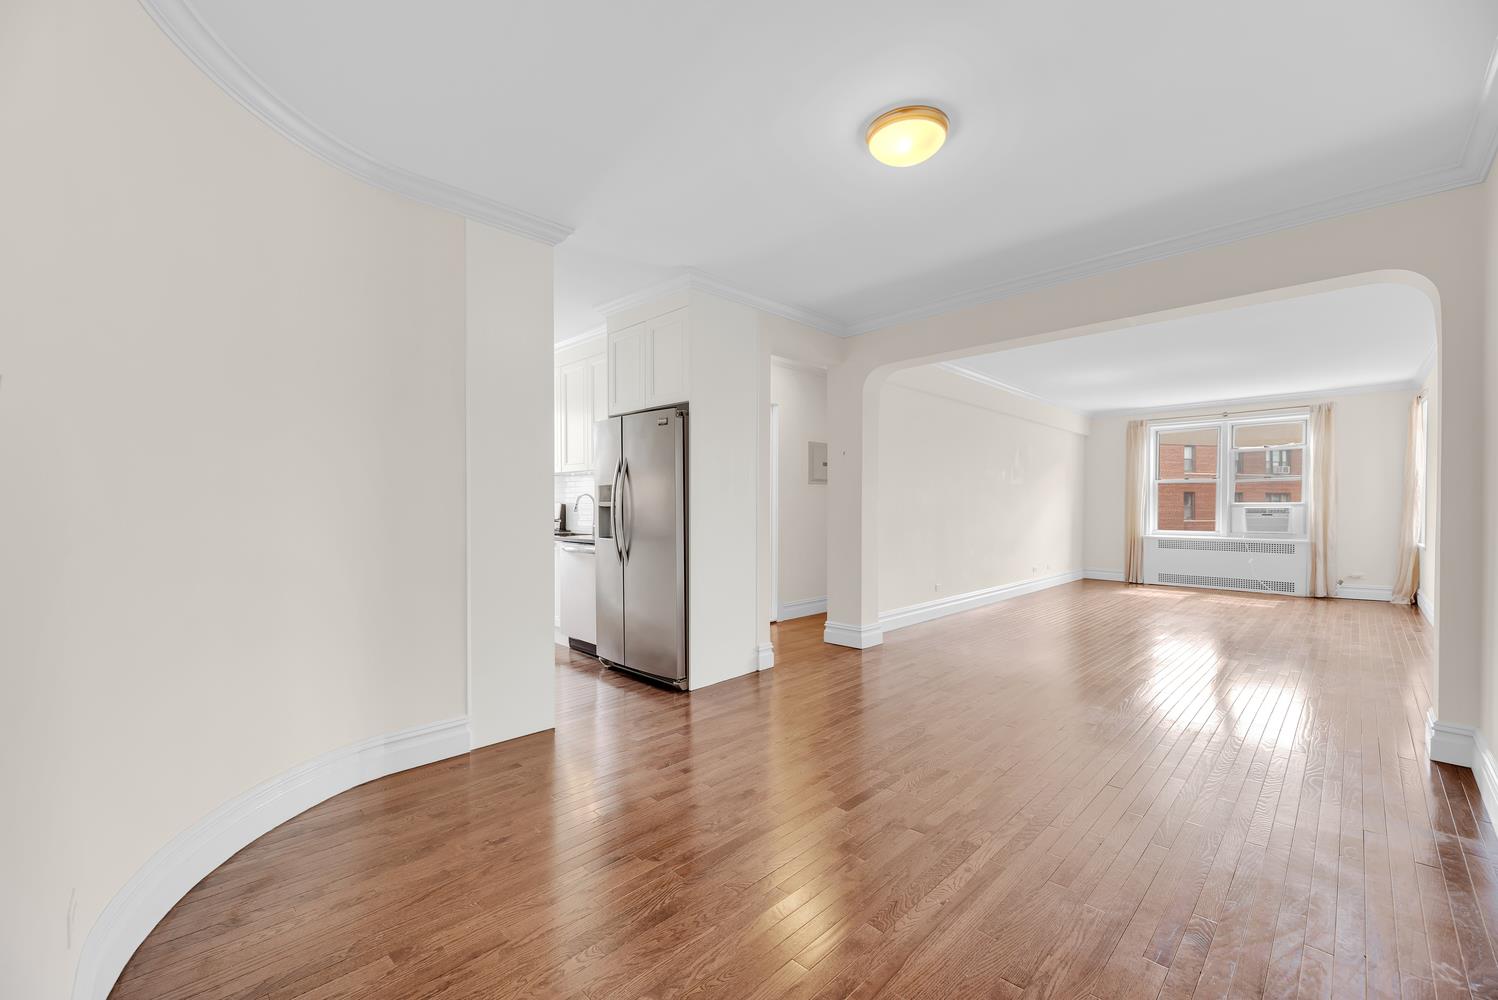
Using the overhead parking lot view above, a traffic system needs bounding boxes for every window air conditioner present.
[1243,506,1292,533]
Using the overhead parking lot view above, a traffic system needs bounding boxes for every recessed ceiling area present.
[944,283,1437,414]
[172,0,1498,340]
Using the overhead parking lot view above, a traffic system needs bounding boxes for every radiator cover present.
[1143,536,1309,596]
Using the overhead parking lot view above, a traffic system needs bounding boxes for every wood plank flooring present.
[111,581,1498,999]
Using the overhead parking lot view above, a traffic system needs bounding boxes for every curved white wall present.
[0,0,481,995]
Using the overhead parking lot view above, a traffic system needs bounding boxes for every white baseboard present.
[1428,714,1475,767]
[879,570,1084,635]
[73,717,471,1000]
[1417,589,1436,625]
[757,642,775,669]
[1083,568,1126,582]
[1336,584,1395,602]
[824,620,885,649]
[777,596,827,620]
[1427,709,1498,821]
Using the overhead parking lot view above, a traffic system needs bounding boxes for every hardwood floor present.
[111,581,1498,1000]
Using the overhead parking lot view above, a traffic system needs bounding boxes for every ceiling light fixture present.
[865,105,949,167]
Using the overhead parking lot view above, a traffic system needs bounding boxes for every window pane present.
[1157,483,1217,532]
[1233,421,1304,448]
[1233,478,1303,503]
[1232,447,1303,478]
[1157,427,1218,481]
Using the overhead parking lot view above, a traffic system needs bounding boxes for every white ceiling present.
[945,283,1436,414]
[173,0,1498,341]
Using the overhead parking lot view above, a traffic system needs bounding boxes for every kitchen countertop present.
[554,533,595,545]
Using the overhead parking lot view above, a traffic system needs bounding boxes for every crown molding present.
[593,274,696,318]
[137,0,574,246]
[142,0,1498,325]
[594,269,844,334]
[844,40,1498,338]
[935,361,1074,411]
[553,326,606,353]
[844,163,1488,336]
[1088,377,1425,419]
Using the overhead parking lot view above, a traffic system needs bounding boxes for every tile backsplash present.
[555,471,596,532]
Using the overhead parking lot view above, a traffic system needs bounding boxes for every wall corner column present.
[465,221,557,748]
[824,362,883,648]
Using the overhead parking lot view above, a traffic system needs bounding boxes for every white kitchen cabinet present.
[589,355,608,431]
[558,359,592,472]
[558,542,597,645]
[553,370,564,473]
[644,310,688,407]
[607,307,689,414]
[554,346,608,474]
[553,543,562,630]
[609,323,646,416]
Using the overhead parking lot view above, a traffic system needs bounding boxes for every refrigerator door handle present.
[610,457,624,562]
[621,458,632,561]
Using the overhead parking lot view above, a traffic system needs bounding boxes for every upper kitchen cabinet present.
[557,359,593,472]
[554,333,608,474]
[608,308,689,415]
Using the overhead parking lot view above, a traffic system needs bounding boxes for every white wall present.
[877,366,1087,615]
[0,2,548,996]
[681,292,762,687]
[771,362,828,613]
[466,221,556,748]
[1419,367,1440,618]
[1083,389,1415,594]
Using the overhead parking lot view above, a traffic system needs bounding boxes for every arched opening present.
[850,269,1443,703]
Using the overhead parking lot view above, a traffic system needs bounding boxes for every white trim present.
[844,55,1498,339]
[879,571,1083,634]
[1428,709,1476,767]
[778,596,828,620]
[935,361,1072,410]
[595,269,842,334]
[1475,729,1498,823]
[823,620,885,649]
[1335,584,1395,602]
[136,0,572,245]
[1091,379,1424,420]
[757,642,775,670]
[1417,589,1436,625]
[1084,568,1126,582]
[553,326,607,353]
[1425,712,1498,821]
[770,355,831,375]
[72,717,470,1000]
[770,403,780,629]
[138,0,1498,332]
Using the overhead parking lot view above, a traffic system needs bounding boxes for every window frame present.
[1149,412,1309,539]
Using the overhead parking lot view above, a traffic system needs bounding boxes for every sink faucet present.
[573,493,595,526]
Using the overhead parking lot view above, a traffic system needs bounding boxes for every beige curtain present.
[1306,403,1335,598]
[1124,419,1149,584]
[1391,394,1424,604]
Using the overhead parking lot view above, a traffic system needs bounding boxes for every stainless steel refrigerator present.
[594,405,688,689]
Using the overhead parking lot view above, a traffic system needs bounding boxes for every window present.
[1151,415,1308,537]
[1154,426,1219,532]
